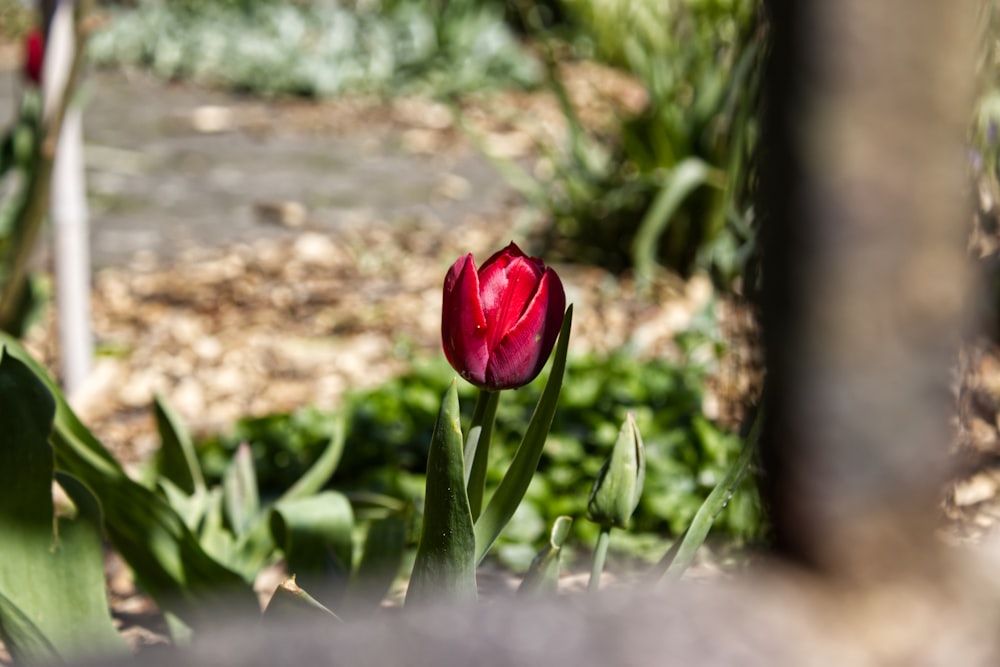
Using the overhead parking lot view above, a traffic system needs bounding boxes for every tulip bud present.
[587,413,646,529]
[442,242,566,391]
[23,28,44,87]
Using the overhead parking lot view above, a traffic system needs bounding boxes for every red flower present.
[24,28,44,86]
[442,242,566,391]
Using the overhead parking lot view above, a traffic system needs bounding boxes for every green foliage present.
[88,0,541,98]
[0,91,49,336]
[406,380,477,605]
[517,515,572,595]
[473,307,573,563]
[0,335,404,626]
[0,350,125,663]
[972,1,1000,177]
[1,335,260,628]
[149,396,398,614]
[199,332,763,568]
[650,401,760,580]
[504,0,763,287]
[0,0,34,40]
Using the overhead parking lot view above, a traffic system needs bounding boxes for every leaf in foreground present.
[0,349,125,662]
[407,380,477,605]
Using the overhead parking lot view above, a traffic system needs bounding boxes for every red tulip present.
[442,242,566,391]
[24,28,44,87]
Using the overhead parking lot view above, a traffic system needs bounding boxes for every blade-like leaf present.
[406,380,477,605]
[229,516,278,582]
[227,420,349,581]
[518,515,573,596]
[631,158,720,288]
[199,487,238,570]
[157,477,210,533]
[343,515,406,613]
[0,350,125,662]
[0,591,58,665]
[279,416,346,503]
[474,306,572,563]
[0,336,258,625]
[651,402,762,581]
[223,443,260,538]
[262,577,340,624]
[271,491,355,608]
[153,393,205,495]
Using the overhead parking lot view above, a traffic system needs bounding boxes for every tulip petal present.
[442,255,489,386]
[486,268,566,390]
[478,244,544,353]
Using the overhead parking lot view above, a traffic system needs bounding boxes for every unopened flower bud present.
[587,413,646,529]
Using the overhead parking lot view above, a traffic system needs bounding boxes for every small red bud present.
[24,28,44,87]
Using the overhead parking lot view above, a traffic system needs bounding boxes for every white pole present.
[47,0,93,396]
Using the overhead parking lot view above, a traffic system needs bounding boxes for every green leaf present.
[343,515,407,613]
[271,491,355,607]
[631,157,720,288]
[153,393,205,495]
[0,591,58,665]
[227,518,274,581]
[261,577,340,624]
[652,402,762,581]
[157,477,209,533]
[0,350,125,662]
[223,443,260,538]
[474,306,572,563]
[518,515,572,596]
[199,487,239,570]
[406,380,477,605]
[0,335,258,626]
[279,416,346,502]
[199,408,353,580]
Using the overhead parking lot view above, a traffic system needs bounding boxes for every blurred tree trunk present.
[39,0,57,31]
[759,0,978,579]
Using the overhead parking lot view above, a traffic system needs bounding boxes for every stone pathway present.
[1,65,515,268]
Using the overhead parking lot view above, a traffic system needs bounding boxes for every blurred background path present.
[0,64,515,268]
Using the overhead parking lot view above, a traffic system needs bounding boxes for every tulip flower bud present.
[23,28,44,87]
[442,242,566,391]
[587,413,646,529]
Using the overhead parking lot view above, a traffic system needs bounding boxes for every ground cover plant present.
[88,0,541,97]
[197,330,762,569]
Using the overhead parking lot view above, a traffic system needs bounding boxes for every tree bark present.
[759,0,978,578]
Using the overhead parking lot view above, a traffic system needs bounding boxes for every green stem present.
[464,389,499,521]
[588,527,611,592]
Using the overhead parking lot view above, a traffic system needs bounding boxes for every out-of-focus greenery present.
[198,320,763,569]
[88,0,541,97]
[972,1,1000,174]
[514,0,764,288]
[0,0,35,38]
